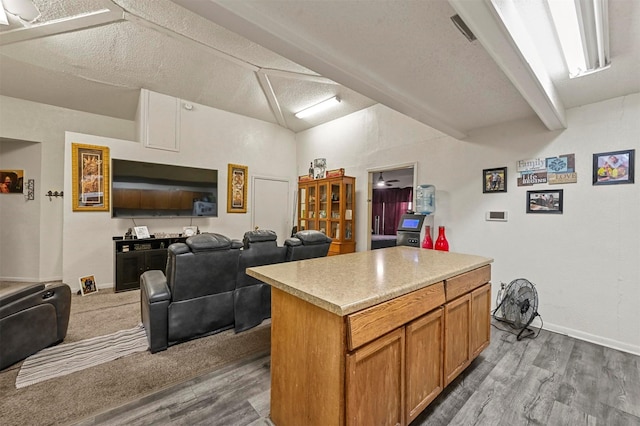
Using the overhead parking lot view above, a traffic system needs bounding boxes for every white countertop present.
[247,246,493,316]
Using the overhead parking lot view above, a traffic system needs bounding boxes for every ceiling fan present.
[376,172,399,187]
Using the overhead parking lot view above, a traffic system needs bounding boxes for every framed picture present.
[313,158,327,179]
[483,167,507,193]
[526,189,563,214]
[593,149,635,185]
[133,226,150,239]
[79,274,99,296]
[71,143,110,211]
[0,169,24,194]
[227,163,248,213]
[182,226,198,237]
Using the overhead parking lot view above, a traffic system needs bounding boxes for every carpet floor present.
[0,285,271,426]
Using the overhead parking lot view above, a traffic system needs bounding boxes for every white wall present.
[296,94,640,355]
[63,99,297,291]
[0,96,136,281]
[0,140,41,281]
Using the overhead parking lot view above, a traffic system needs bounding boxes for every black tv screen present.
[111,159,218,218]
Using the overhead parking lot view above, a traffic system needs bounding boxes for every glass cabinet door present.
[298,186,306,231]
[344,180,354,241]
[307,184,317,230]
[330,182,341,239]
[318,182,329,234]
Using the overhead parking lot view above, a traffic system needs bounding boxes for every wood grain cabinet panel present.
[405,307,444,424]
[444,265,491,301]
[347,282,445,351]
[444,293,471,386]
[346,328,405,426]
[470,283,491,359]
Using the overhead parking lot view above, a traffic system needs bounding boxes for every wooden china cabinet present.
[297,175,355,255]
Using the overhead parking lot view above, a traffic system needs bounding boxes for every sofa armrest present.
[284,237,302,247]
[0,283,45,309]
[140,270,170,353]
[141,270,171,303]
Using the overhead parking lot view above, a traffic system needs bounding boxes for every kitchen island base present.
[268,264,491,426]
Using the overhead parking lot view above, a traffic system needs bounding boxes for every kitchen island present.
[247,246,493,426]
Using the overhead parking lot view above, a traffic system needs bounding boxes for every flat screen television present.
[111,159,218,218]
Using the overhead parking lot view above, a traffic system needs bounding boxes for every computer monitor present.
[397,214,425,232]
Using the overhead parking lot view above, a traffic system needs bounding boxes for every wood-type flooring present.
[75,322,640,426]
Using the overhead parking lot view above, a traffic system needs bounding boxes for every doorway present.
[252,176,291,246]
[367,163,416,250]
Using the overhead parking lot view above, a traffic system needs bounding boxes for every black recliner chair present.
[140,233,242,353]
[235,230,286,332]
[0,282,71,370]
[285,230,333,261]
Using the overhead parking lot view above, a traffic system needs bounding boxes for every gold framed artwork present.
[227,163,248,213]
[71,143,110,212]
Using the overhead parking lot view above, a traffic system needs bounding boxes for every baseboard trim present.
[542,321,640,357]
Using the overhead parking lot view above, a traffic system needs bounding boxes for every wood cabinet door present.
[470,283,491,358]
[145,249,169,273]
[346,328,405,426]
[115,251,145,292]
[443,293,471,386]
[405,307,444,423]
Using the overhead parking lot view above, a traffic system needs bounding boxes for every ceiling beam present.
[0,8,125,46]
[256,71,288,128]
[448,0,567,131]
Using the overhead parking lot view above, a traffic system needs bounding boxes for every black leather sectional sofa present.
[140,229,332,353]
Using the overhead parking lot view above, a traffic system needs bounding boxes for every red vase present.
[434,226,449,251]
[421,225,433,249]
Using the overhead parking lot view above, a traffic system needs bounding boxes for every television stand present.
[113,236,186,292]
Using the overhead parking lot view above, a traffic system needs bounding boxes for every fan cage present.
[493,278,540,340]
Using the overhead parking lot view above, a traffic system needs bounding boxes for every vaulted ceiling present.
[1,0,638,138]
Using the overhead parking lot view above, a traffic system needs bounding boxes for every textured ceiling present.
[0,0,376,132]
[0,0,638,136]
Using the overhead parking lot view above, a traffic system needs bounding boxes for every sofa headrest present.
[243,229,278,247]
[295,230,332,245]
[168,242,190,255]
[186,233,231,252]
[231,239,243,249]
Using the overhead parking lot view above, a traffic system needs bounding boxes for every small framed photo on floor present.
[79,275,99,296]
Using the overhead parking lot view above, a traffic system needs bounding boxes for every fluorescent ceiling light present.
[547,0,609,78]
[294,96,340,119]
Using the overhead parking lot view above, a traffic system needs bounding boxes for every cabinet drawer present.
[347,282,445,351]
[444,265,491,302]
